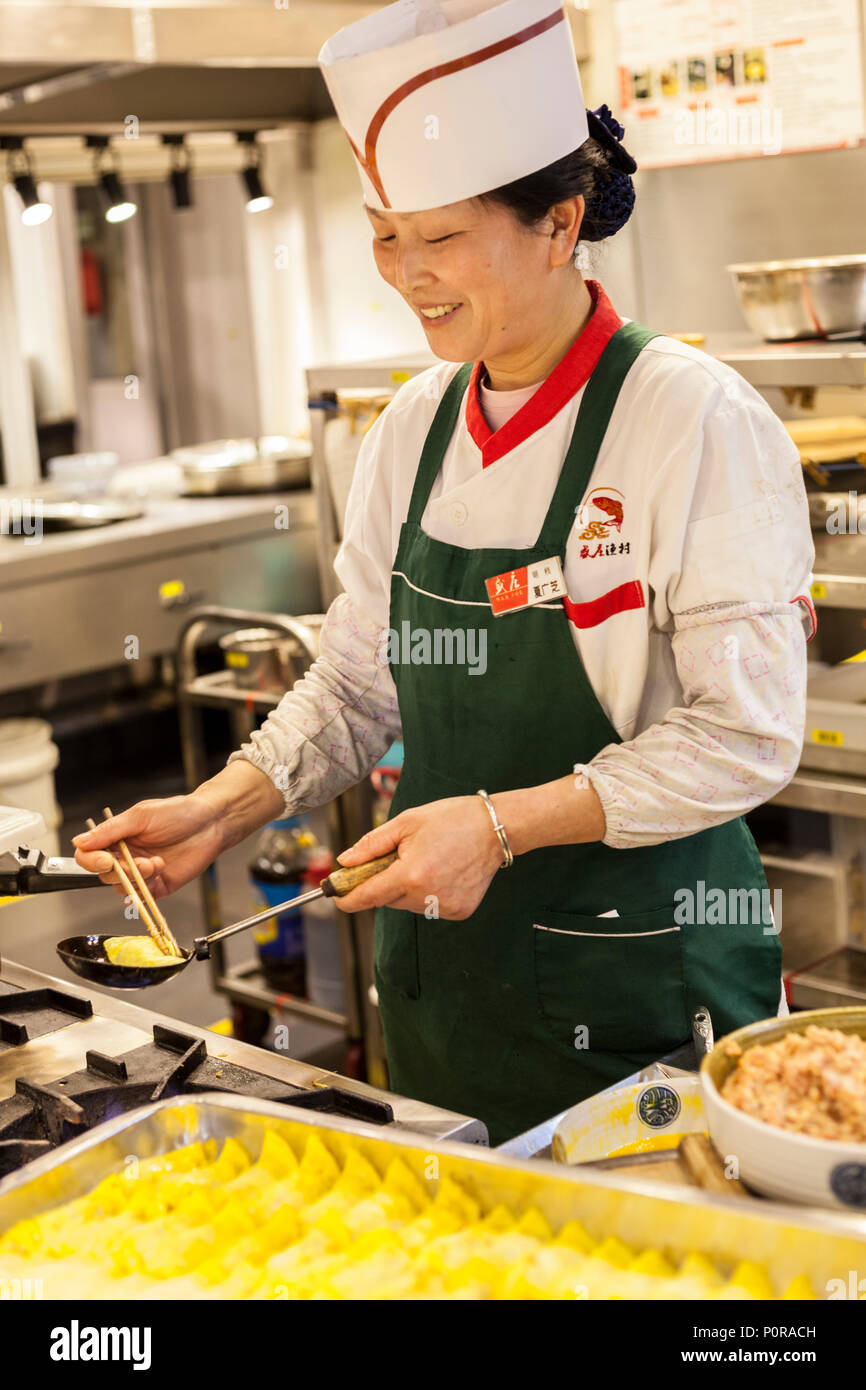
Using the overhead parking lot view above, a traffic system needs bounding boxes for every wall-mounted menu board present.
[614,0,866,167]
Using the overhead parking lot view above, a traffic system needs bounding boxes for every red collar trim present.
[465,279,624,468]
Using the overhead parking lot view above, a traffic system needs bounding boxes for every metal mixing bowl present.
[726,255,866,341]
[218,616,324,692]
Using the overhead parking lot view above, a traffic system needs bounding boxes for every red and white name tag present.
[485,557,566,616]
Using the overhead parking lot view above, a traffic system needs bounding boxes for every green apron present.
[374,321,781,1145]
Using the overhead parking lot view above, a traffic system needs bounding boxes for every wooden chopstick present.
[102,807,183,957]
[86,816,169,953]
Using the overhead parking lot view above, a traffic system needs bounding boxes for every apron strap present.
[406,362,473,526]
[534,321,659,554]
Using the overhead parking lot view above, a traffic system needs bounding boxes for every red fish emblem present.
[578,487,626,541]
[593,497,623,532]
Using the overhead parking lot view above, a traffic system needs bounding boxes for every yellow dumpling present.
[104,936,185,967]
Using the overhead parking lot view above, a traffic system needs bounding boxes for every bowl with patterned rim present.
[700,1007,866,1212]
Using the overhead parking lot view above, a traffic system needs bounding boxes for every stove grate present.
[0,988,93,1052]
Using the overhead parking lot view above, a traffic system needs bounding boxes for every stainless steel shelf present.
[710,333,866,388]
[175,604,376,1061]
[182,670,282,711]
[809,574,866,610]
[789,946,866,1009]
[770,767,866,819]
[810,534,866,609]
[306,352,436,396]
[218,960,348,1029]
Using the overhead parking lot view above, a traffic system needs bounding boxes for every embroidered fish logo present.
[577,487,626,541]
[593,497,623,532]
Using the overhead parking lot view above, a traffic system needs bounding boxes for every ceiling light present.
[1,138,52,225]
[163,134,193,209]
[86,136,137,223]
[13,171,52,226]
[237,132,273,213]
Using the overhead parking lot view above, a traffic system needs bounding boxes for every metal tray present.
[1,1093,864,1297]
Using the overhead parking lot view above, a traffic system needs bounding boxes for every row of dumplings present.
[0,1129,819,1300]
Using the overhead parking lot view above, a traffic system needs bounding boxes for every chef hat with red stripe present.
[318,0,590,214]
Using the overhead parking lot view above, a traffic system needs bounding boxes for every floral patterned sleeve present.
[574,599,809,849]
[227,593,401,814]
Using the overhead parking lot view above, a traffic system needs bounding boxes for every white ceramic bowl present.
[700,1008,866,1212]
[552,1076,707,1165]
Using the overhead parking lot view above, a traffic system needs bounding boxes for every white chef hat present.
[317,0,589,214]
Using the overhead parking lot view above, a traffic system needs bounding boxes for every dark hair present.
[477,110,636,245]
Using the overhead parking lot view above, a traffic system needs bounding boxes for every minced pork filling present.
[721,1026,866,1143]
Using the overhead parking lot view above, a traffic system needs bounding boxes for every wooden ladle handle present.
[324,851,398,898]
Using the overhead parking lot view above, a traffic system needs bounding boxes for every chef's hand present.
[72,761,285,898]
[334,795,504,920]
[72,796,223,899]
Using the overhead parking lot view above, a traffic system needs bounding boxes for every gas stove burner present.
[0,985,92,1052]
[0,1021,393,1178]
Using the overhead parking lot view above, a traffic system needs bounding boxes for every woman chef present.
[75,0,816,1144]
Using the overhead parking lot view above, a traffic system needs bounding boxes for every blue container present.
[250,876,306,993]
[248,815,312,993]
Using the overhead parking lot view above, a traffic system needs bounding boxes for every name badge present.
[485,557,566,616]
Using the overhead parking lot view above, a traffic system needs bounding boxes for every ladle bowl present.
[56,934,194,989]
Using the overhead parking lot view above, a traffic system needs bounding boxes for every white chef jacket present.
[231,279,815,850]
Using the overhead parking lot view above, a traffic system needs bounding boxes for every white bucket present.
[0,719,61,856]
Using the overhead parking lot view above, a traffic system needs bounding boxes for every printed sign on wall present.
[614,0,866,167]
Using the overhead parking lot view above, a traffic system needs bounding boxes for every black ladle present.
[56,851,397,990]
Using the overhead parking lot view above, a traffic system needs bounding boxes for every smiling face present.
[364,193,587,388]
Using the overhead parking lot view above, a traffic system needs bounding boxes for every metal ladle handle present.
[192,851,398,959]
[692,1006,715,1058]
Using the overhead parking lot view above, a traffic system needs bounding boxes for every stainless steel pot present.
[726,254,866,341]
[173,436,311,495]
[218,615,324,692]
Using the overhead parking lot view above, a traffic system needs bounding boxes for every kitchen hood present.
[0,2,589,134]
[0,1,367,132]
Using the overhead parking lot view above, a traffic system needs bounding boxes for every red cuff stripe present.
[791,594,817,643]
[563,580,645,629]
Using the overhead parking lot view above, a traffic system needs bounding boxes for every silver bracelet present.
[476,788,514,868]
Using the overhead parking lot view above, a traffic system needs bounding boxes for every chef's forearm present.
[492,777,607,855]
[194,759,285,850]
[225,592,402,816]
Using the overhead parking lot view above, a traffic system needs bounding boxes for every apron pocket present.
[533,905,689,1054]
[374,904,421,1000]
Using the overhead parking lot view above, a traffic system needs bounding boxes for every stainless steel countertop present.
[708,332,866,387]
[0,956,486,1146]
[0,489,318,588]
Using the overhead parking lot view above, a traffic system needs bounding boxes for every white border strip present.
[533,922,681,938]
[392,570,563,611]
